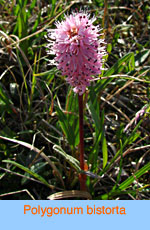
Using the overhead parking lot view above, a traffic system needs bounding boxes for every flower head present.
[47,12,106,95]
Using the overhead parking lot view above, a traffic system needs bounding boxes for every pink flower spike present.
[47,12,106,95]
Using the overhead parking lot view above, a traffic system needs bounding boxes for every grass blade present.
[119,162,150,190]
[2,160,53,189]
[53,145,80,172]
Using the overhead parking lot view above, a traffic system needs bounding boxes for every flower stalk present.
[78,94,86,191]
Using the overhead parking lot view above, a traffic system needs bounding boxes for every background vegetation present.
[0,0,150,200]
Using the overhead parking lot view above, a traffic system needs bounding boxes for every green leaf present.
[99,119,142,176]
[21,162,47,185]
[0,84,13,113]
[53,145,80,172]
[2,160,52,188]
[135,49,150,67]
[65,90,79,146]
[102,133,108,169]
[29,0,37,11]
[119,162,150,190]
[88,99,100,133]
[129,53,135,71]
[104,52,134,77]
[107,43,112,53]
[95,52,134,94]
[56,105,78,147]
[88,107,105,171]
